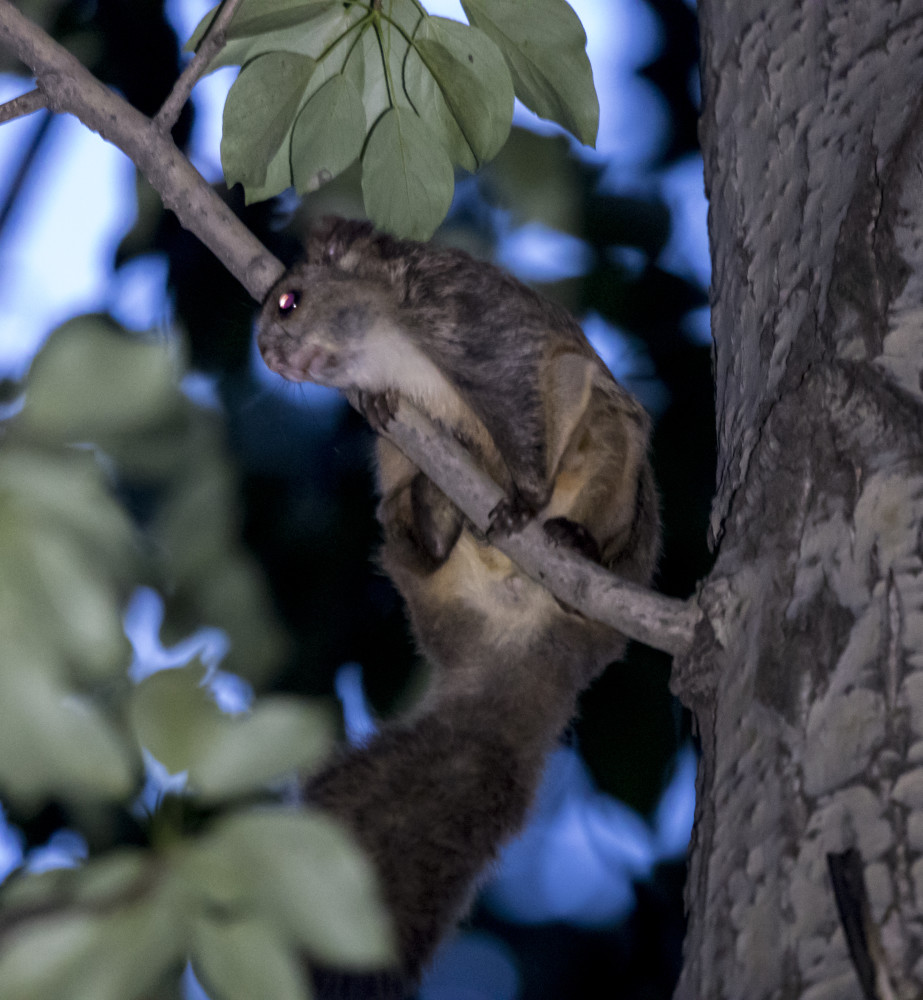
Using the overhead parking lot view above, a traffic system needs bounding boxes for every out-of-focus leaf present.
[461,0,599,145]
[129,664,218,777]
[192,915,311,1000]
[221,51,316,194]
[0,912,111,1000]
[208,810,394,967]
[0,867,70,912]
[480,127,585,232]
[0,666,138,802]
[19,317,180,440]
[70,850,148,905]
[168,554,291,684]
[0,447,135,570]
[361,108,453,240]
[174,837,243,912]
[151,423,290,685]
[130,665,333,801]
[0,445,136,681]
[292,75,365,193]
[192,698,333,801]
[156,454,237,580]
[0,893,183,1000]
[26,524,129,677]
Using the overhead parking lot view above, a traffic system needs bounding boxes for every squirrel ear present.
[544,353,597,476]
[305,216,375,264]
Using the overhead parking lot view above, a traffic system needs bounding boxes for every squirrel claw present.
[542,517,602,563]
[487,493,533,537]
[358,390,399,433]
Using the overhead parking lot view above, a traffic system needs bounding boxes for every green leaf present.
[461,0,599,146]
[0,446,136,576]
[0,897,184,1000]
[0,913,109,1000]
[130,663,218,777]
[221,51,317,194]
[130,665,333,801]
[71,850,148,905]
[407,17,513,169]
[185,2,365,70]
[362,108,454,239]
[341,15,413,130]
[25,523,129,679]
[170,554,292,684]
[174,837,244,912]
[192,698,334,802]
[225,0,343,38]
[209,810,395,967]
[192,915,311,1000]
[0,666,137,802]
[19,317,180,441]
[292,75,366,193]
[185,0,341,50]
[0,446,136,683]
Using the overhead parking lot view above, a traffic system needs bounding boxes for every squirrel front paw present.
[487,492,534,537]
[357,389,399,433]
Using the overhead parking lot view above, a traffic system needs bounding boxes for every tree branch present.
[154,0,246,133]
[0,85,46,122]
[0,0,701,659]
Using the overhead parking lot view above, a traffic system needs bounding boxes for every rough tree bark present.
[674,2,923,998]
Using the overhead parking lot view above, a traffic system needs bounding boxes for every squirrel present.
[256,218,661,997]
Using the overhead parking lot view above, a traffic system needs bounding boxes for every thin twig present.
[0,85,46,122]
[154,0,246,133]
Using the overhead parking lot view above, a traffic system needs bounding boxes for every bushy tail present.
[305,704,541,996]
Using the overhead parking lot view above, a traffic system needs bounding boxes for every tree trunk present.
[677,3,923,998]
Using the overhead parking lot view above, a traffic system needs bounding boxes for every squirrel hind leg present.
[410,473,463,567]
[542,516,603,563]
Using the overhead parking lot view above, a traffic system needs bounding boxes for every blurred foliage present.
[0,806,392,1000]
[0,318,391,999]
[1,0,714,997]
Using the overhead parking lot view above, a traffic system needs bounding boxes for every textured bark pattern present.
[683,2,923,998]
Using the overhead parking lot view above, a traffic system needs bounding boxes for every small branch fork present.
[0,0,703,659]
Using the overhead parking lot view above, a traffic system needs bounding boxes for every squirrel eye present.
[278,290,300,313]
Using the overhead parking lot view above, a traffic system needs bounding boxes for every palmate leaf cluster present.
[0,320,393,1000]
[189,0,599,237]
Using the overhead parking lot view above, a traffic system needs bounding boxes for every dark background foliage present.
[0,1,712,997]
